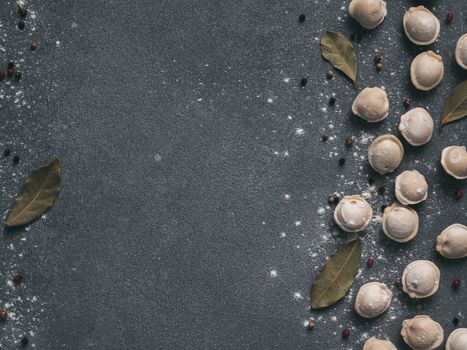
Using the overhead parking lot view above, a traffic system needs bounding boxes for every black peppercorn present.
[328,195,339,205]
[325,70,334,79]
[8,62,15,69]
[298,14,306,23]
[21,337,29,347]
[300,78,307,87]
[378,186,385,195]
[381,205,387,212]
[7,67,15,77]
[322,133,330,142]
[13,155,20,165]
[368,178,375,186]
[338,158,346,166]
[394,277,402,289]
[18,21,25,30]
[345,136,353,147]
[350,34,355,41]
[453,317,460,326]
[328,97,336,105]
[3,149,11,157]
[15,72,22,80]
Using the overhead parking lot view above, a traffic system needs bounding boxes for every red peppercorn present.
[373,54,382,64]
[455,189,463,201]
[403,98,411,108]
[366,258,375,268]
[342,328,350,338]
[13,274,23,284]
[0,71,4,81]
[0,311,8,319]
[446,11,454,23]
[453,279,461,289]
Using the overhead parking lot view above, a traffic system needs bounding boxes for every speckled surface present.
[0,0,466,349]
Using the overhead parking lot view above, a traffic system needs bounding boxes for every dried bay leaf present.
[310,238,361,309]
[6,156,61,227]
[320,31,357,82]
[441,80,467,126]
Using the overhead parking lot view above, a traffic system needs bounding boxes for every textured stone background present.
[0,0,465,349]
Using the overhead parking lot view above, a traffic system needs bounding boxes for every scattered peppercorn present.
[298,14,306,23]
[13,274,23,284]
[453,279,461,289]
[306,319,316,329]
[455,189,463,201]
[0,71,4,81]
[322,133,330,142]
[300,78,308,87]
[18,21,25,30]
[376,63,383,71]
[368,178,375,186]
[453,317,460,326]
[325,70,334,79]
[345,136,353,147]
[342,329,350,339]
[328,96,336,105]
[18,1,27,17]
[328,195,339,205]
[446,11,454,23]
[366,258,375,268]
[403,98,411,108]
[3,149,11,157]
[0,311,8,319]
[30,40,37,50]
[21,337,29,347]
[7,67,15,77]
[374,54,382,64]
[378,186,385,195]
[13,155,20,165]
[338,157,346,166]
[395,277,402,289]
[15,72,22,80]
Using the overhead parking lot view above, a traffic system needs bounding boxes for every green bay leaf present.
[320,31,357,82]
[441,80,467,126]
[6,156,61,227]
[310,238,361,309]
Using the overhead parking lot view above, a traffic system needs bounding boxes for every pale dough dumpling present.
[355,282,392,318]
[403,6,440,45]
[436,223,467,259]
[363,337,397,350]
[441,146,467,180]
[333,195,373,232]
[382,202,419,242]
[352,87,389,122]
[395,170,428,205]
[402,260,440,299]
[399,107,433,146]
[368,135,404,175]
[401,315,444,350]
[349,0,387,29]
[446,328,467,350]
[410,51,444,91]
[455,33,467,70]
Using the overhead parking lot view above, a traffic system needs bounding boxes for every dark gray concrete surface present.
[0,0,465,348]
